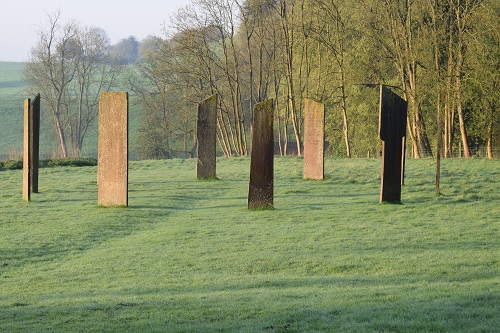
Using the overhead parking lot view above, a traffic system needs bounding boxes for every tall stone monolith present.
[98,92,129,207]
[197,94,218,179]
[379,85,407,203]
[22,98,31,202]
[248,99,274,209]
[303,98,325,180]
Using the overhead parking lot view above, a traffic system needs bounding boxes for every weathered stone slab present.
[197,94,218,179]
[248,99,274,209]
[30,94,40,193]
[98,92,128,207]
[23,98,31,202]
[303,98,325,180]
[379,85,407,203]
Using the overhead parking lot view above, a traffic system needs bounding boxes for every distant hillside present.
[0,62,26,160]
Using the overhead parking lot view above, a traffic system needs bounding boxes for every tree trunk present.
[436,92,443,193]
[280,0,302,156]
[456,94,470,158]
[454,20,470,158]
[339,67,351,158]
[486,118,493,159]
[53,114,68,158]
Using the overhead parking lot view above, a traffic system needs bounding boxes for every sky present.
[0,0,191,62]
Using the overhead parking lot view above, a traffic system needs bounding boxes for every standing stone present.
[22,99,31,202]
[248,99,274,209]
[30,94,41,193]
[197,94,218,179]
[303,98,325,180]
[98,92,129,207]
[379,85,407,203]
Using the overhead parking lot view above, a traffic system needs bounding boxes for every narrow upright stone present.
[379,85,407,203]
[98,92,129,207]
[248,99,274,209]
[303,98,325,180]
[30,94,41,193]
[22,98,31,202]
[197,94,218,179]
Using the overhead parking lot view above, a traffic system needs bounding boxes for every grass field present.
[0,157,498,332]
[0,62,26,159]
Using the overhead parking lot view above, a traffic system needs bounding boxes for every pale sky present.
[0,0,191,62]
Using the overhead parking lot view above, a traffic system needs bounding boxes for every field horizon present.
[1,157,498,332]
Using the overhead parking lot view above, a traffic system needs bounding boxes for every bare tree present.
[24,11,118,157]
[25,11,77,158]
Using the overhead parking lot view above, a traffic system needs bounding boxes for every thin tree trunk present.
[486,106,493,159]
[54,114,68,158]
[407,116,420,158]
[455,53,470,157]
[277,116,283,156]
[456,95,470,157]
[339,67,350,158]
[284,102,290,156]
[280,0,302,156]
[436,93,443,193]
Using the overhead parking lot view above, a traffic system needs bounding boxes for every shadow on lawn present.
[4,277,497,333]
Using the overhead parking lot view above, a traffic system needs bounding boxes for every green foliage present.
[0,157,499,332]
[2,159,23,170]
[131,99,174,160]
[41,157,98,168]
[0,158,97,171]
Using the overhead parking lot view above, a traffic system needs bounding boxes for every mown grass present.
[0,157,498,332]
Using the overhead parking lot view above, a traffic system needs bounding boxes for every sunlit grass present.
[0,157,499,332]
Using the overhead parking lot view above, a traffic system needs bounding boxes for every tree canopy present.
[129,0,498,159]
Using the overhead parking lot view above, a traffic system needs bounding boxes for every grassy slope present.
[0,157,499,332]
[0,62,26,158]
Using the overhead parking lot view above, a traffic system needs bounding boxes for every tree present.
[109,36,139,64]
[300,0,352,157]
[138,35,163,60]
[130,0,498,160]
[464,0,499,158]
[24,11,119,158]
[277,0,303,156]
[360,0,433,158]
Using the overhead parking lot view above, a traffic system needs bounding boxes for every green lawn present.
[0,157,499,332]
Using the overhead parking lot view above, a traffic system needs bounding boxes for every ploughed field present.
[1,157,498,332]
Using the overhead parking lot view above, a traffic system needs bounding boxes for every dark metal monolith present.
[98,92,129,207]
[197,94,218,179]
[30,94,40,193]
[303,98,325,180]
[379,85,407,203]
[248,99,274,209]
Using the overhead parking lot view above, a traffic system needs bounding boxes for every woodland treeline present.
[132,0,498,159]
[25,0,499,159]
